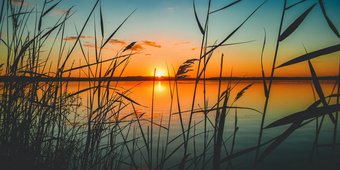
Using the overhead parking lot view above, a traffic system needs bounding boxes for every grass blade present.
[60,0,100,70]
[210,0,241,14]
[259,121,302,161]
[221,138,275,162]
[123,42,137,52]
[234,83,252,102]
[308,58,336,123]
[207,40,255,48]
[99,3,104,38]
[308,59,326,106]
[278,3,316,41]
[260,29,268,97]
[43,0,61,17]
[212,87,229,169]
[193,0,204,35]
[265,103,340,128]
[276,44,340,68]
[116,92,142,106]
[285,0,306,10]
[62,53,135,73]
[201,0,267,59]
[101,9,136,48]
[319,0,339,38]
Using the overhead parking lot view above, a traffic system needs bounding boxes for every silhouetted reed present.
[1,0,340,170]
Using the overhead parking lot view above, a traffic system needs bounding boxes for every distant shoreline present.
[0,76,338,82]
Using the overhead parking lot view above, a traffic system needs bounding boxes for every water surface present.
[67,80,339,169]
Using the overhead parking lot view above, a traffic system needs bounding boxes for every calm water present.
[67,80,340,169]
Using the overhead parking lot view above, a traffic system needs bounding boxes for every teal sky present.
[4,0,340,77]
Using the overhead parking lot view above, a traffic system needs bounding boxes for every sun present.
[155,69,165,78]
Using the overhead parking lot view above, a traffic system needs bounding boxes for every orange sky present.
[58,35,340,78]
[2,0,340,78]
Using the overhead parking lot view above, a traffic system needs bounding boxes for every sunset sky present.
[5,0,340,77]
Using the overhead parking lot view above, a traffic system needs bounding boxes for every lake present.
[63,79,340,169]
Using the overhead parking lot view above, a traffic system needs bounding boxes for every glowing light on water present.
[156,81,164,92]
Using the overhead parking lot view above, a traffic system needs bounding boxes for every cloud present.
[83,43,113,51]
[130,44,144,51]
[191,48,196,51]
[12,0,29,6]
[83,43,95,48]
[145,54,151,56]
[52,9,69,15]
[109,39,127,46]
[64,38,159,52]
[142,41,161,48]
[63,35,94,41]
[174,41,190,46]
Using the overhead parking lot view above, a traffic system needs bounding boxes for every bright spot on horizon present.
[155,69,165,78]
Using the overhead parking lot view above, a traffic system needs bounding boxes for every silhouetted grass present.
[0,0,143,169]
[255,0,340,168]
[0,0,339,170]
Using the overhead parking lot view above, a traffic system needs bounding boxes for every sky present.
[3,0,340,77]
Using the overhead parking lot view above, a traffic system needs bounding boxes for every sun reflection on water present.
[156,81,164,92]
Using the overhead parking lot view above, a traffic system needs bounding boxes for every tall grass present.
[254,1,340,166]
[0,0,143,169]
[0,0,340,170]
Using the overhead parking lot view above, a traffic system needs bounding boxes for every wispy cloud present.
[131,44,144,51]
[63,35,94,41]
[174,41,190,46]
[12,0,29,7]
[83,43,113,51]
[83,43,95,48]
[65,38,158,52]
[109,39,127,46]
[52,9,68,15]
[142,41,161,48]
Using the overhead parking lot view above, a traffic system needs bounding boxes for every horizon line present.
[0,75,338,82]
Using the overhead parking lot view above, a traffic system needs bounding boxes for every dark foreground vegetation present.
[0,0,340,169]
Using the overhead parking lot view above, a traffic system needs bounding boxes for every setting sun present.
[155,69,165,78]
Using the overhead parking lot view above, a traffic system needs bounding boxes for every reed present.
[254,0,287,163]
[255,1,340,166]
[0,0,144,169]
[0,0,339,169]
